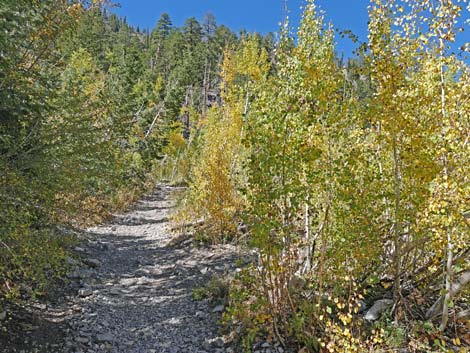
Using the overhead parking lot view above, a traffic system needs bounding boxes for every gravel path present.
[2,185,243,353]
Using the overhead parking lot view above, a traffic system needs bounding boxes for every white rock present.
[200,267,209,275]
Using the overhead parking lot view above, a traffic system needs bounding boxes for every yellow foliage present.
[165,130,187,157]
[178,36,270,239]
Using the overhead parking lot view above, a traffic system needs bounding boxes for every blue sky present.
[113,0,369,58]
[112,0,470,59]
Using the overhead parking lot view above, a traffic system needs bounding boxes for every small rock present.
[33,303,47,310]
[76,337,89,344]
[212,337,225,348]
[212,305,225,313]
[105,343,113,351]
[364,299,393,321]
[200,267,209,275]
[78,288,93,298]
[168,317,180,325]
[95,333,114,343]
[108,288,121,295]
[120,278,137,286]
[84,258,102,268]
[0,311,6,321]
[136,277,151,285]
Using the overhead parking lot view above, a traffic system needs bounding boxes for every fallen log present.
[456,309,470,321]
[426,270,470,320]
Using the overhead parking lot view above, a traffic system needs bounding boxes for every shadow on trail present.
[110,216,170,226]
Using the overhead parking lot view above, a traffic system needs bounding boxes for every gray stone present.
[212,337,225,348]
[212,305,224,313]
[108,288,121,295]
[76,337,90,344]
[95,333,114,343]
[364,299,393,321]
[78,289,93,298]
[0,311,6,321]
[84,258,102,268]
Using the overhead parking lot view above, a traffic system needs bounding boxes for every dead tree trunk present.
[426,270,470,321]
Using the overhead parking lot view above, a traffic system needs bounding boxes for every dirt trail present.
[2,185,242,353]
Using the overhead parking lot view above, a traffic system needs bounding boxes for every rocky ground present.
[1,185,266,353]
